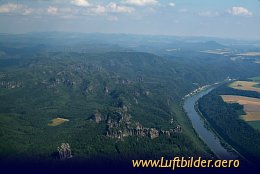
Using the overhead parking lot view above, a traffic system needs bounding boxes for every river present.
[183,87,238,159]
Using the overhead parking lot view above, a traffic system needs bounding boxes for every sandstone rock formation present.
[57,143,72,160]
[91,111,102,123]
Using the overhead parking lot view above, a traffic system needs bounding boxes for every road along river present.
[183,87,239,159]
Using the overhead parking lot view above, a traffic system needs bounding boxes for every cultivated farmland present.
[229,81,260,93]
[221,95,260,121]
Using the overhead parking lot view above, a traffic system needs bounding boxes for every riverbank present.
[182,83,239,160]
[194,102,246,160]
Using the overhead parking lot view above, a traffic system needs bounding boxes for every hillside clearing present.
[48,117,69,126]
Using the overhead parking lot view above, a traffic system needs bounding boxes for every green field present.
[250,76,260,82]
[248,121,260,130]
[251,76,260,89]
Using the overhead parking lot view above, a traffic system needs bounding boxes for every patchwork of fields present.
[222,78,260,130]
[229,81,260,93]
[221,95,260,121]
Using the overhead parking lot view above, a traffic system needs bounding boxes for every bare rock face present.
[97,103,182,140]
[160,130,171,137]
[104,86,109,94]
[175,125,182,133]
[134,97,138,104]
[167,98,170,106]
[149,128,159,139]
[57,143,72,160]
[136,76,144,82]
[0,81,23,89]
[106,111,182,140]
[122,105,128,112]
[144,91,150,96]
[91,111,102,123]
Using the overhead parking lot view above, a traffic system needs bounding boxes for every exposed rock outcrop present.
[0,81,23,89]
[106,109,182,140]
[149,128,159,139]
[57,143,72,160]
[91,111,102,123]
[104,86,109,94]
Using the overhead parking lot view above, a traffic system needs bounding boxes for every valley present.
[0,33,260,165]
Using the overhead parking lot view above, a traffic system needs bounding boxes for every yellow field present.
[229,81,260,93]
[200,50,230,55]
[221,95,260,121]
[237,52,260,56]
[48,117,69,126]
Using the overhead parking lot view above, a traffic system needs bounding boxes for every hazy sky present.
[0,0,260,39]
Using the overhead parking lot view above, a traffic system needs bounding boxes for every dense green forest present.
[0,33,260,163]
[198,85,260,161]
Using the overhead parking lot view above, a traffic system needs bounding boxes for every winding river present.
[183,87,238,159]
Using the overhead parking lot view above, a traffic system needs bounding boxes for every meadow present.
[48,118,69,126]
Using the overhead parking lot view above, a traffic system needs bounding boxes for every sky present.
[0,0,260,40]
